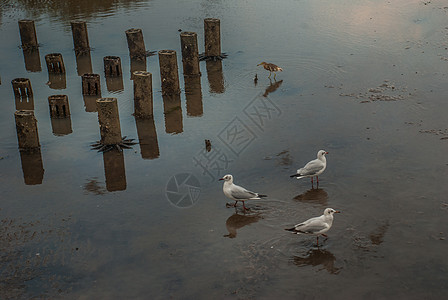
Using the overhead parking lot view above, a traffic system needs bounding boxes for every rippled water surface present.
[1,0,447,299]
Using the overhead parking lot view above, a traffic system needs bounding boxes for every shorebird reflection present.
[224,211,261,238]
[292,248,341,274]
[294,188,328,207]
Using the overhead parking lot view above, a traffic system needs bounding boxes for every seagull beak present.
[325,151,329,154]
[334,210,341,213]
[218,178,224,181]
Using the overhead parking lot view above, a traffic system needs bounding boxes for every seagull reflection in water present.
[292,248,342,274]
[224,211,262,238]
[293,188,328,207]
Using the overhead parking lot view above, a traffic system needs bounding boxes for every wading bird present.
[285,208,341,246]
[219,174,266,211]
[257,62,283,79]
[290,150,328,187]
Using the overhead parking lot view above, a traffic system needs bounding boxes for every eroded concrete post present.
[14,110,40,149]
[12,78,34,110]
[104,56,122,77]
[48,95,70,118]
[204,18,221,57]
[126,28,146,60]
[133,71,153,118]
[71,21,90,55]
[82,73,101,96]
[96,98,122,145]
[45,53,66,73]
[180,32,201,76]
[158,50,180,95]
[18,20,38,50]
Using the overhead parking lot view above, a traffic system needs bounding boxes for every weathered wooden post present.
[133,71,153,118]
[12,78,34,110]
[202,18,227,60]
[18,20,38,50]
[81,73,101,96]
[96,98,122,145]
[180,32,201,76]
[126,28,146,60]
[14,110,40,149]
[48,95,72,136]
[104,56,123,92]
[71,21,90,55]
[45,53,66,73]
[158,50,180,95]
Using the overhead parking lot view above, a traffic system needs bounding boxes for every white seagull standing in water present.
[219,174,267,210]
[290,150,328,187]
[285,208,341,246]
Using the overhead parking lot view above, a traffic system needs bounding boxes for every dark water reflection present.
[1,0,448,299]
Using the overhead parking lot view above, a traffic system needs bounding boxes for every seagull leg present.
[233,201,238,207]
[242,201,250,211]
[316,236,319,247]
[316,176,319,188]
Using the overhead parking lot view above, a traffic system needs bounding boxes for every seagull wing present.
[229,184,259,200]
[298,159,324,176]
[294,217,329,234]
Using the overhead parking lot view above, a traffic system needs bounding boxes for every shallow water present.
[1,0,447,299]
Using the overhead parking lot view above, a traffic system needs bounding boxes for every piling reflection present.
[205,60,224,93]
[22,49,41,72]
[19,149,44,185]
[130,58,147,79]
[135,116,160,159]
[105,77,124,93]
[294,188,328,207]
[48,73,66,90]
[184,75,203,117]
[83,95,99,112]
[50,118,72,136]
[75,52,93,76]
[12,78,34,110]
[102,150,126,192]
[162,94,183,134]
[224,211,261,238]
[292,248,341,274]
[263,80,283,97]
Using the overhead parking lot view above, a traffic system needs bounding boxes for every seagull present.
[257,62,283,79]
[290,150,328,187]
[285,208,341,246]
[219,174,267,210]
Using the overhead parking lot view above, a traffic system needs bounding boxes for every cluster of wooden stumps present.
[12,18,225,188]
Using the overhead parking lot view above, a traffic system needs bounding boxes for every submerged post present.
[96,98,122,145]
[18,20,38,50]
[14,110,40,149]
[81,73,101,96]
[45,53,66,73]
[48,95,70,118]
[180,32,201,76]
[12,78,34,110]
[71,21,90,55]
[204,18,222,59]
[133,71,153,118]
[158,50,180,95]
[104,56,122,77]
[126,28,146,60]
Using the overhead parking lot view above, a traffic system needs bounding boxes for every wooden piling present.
[14,110,40,149]
[96,98,122,145]
[180,32,201,76]
[45,53,66,73]
[81,73,101,96]
[48,95,70,118]
[12,78,34,110]
[133,71,153,118]
[126,28,146,59]
[71,21,90,55]
[158,50,180,95]
[18,20,38,50]
[104,56,122,77]
[204,18,221,57]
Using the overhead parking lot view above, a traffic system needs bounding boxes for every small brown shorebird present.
[257,62,283,79]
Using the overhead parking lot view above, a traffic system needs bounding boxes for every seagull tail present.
[258,194,267,198]
[290,173,300,178]
[285,227,297,232]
